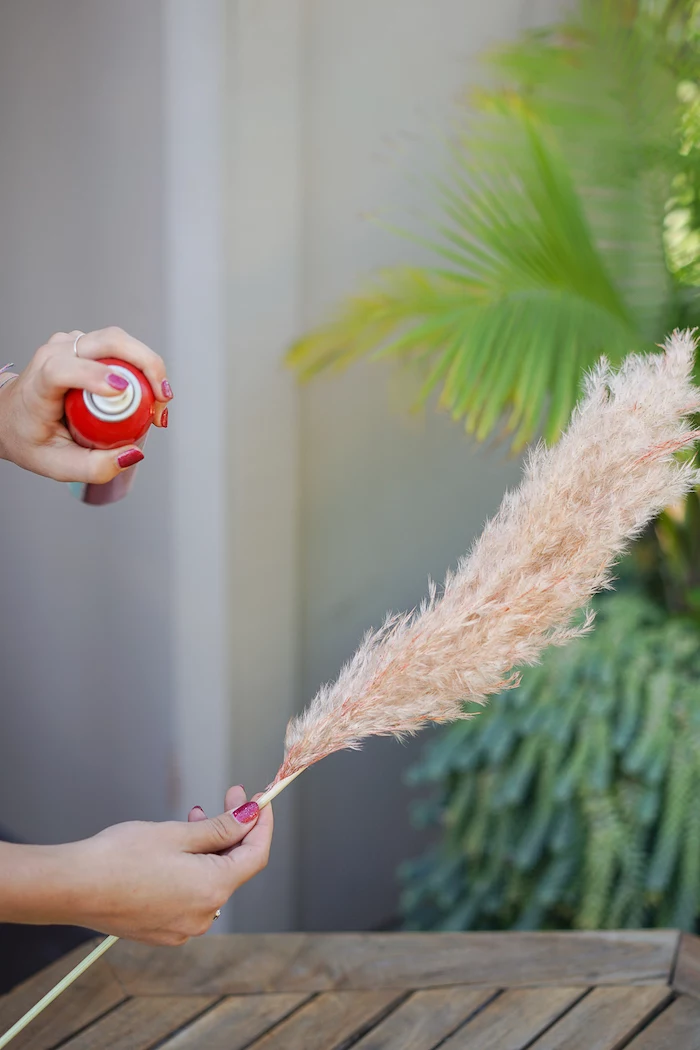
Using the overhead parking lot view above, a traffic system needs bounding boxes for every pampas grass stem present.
[3,333,700,1045]
[0,935,119,1049]
[0,788,291,1046]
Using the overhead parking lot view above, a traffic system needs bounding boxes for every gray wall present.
[0,0,173,844]
[0,0,562,934]
[297,0,559,930]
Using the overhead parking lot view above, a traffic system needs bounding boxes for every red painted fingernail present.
[191,805,205,816]
[161,407,168,428]
[162,379,173,399]
[107,373,129,391]
[232,801,259,824]
[117,448,145,469]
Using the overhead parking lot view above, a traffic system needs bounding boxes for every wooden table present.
[1,930,700,1049]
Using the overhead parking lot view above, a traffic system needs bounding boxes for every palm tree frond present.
[287,0,698,448]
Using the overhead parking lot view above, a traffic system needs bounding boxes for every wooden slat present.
[529,985,672,1050]
[440,986,585,1050]
[672,933,700,1000]
[158,993,310,1050]
[243,990,402,1050]
[57,995,216,1050]
[625,995,700,1048]
[108,931,678,995]
[350,986,498,1050]
[0,940,126,1050]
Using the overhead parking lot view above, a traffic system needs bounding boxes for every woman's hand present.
[0,788,273,945]
[0,327,172,483]
[72,786,272,944]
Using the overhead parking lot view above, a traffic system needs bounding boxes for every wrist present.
[0,371,18,463]
[0,840,88,926]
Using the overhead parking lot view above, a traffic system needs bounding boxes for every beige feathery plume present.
[262,330,700,800]
[4,333,700,1048]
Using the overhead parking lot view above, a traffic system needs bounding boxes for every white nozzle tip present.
[91,388,135,415]
[83,366,141,422]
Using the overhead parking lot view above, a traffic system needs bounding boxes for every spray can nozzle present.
[64,358,156,505]
[83,365,142,422]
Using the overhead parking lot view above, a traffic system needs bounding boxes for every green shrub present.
[401,588,700,931]
[286,0,700,933]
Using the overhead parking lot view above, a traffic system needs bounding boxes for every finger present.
[205,788,247,858]
[217,789,264,858]
[35,442,145,484]
[154,403,169,429]
[73,327,172,403]
[186,794,247,825]
[225,802,273,883]
[184,804,260,855]
[38,345,169,429]
[35,353,149,402]
[224,785,247,812]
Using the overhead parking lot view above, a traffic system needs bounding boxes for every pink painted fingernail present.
[107,373,129,391]
[117,448,145,469]
[161,407,169,428]
[232,801,259,824]
[162,379,173,399]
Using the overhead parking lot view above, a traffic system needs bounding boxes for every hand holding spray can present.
[64,357,156,505]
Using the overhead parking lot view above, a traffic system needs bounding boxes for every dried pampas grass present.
[4,332,700,1047]
[261,330,700,801]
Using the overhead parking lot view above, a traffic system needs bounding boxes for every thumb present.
[184,802,260,854]
[39,442,145,484]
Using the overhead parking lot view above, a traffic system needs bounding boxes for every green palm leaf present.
[289,120,643,449]
[287,0,699,449]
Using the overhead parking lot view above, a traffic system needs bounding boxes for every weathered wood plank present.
[158,993,310,1050]
[243,990,402,1050]
[108,931,678,995]
[0,940,125,1050]
[350,986,498,1050]
[529,985,672,1050]
[625,995,700,1048]
[57,995,216,1050]
[440,986,585,1050]
[672,933,700,1000]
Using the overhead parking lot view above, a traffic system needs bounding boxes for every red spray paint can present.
[64,358,156,505]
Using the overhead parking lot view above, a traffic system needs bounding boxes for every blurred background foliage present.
[401,589,700,930]
[290,0,700,451]
[289,0,700,930]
